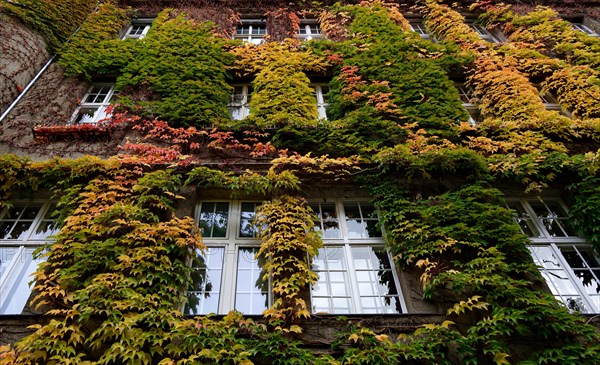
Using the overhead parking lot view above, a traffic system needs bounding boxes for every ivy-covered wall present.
[1,0,600,364]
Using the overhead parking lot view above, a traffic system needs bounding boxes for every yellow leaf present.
[349,333,360,343]
[493,352,510,365]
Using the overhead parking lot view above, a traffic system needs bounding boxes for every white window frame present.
[456,83,480,125]
[122,18,153,39]
[234,20,267,45]
[310,199,406,314]
[468,23,503,43]
[409,22,432,40]
[228,84,252,120]
[0,200,56,314]
[312,84,329,120]
[70,83,116,125]
[298,20,322,41]
[571,22,599,37]
[186,200,269,315]
[507,197,600,313]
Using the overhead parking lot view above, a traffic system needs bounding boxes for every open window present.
[312,84,329,120]
[571,22,599,37]
[0,200,57,314]
[123,18,153,39]
[456,83,481,125]
[70,83,116,124]
[468,23,503,43]
[409,22,433,40]
[309,200,406,314]
[228,84,252,120]
[507,197,600,313]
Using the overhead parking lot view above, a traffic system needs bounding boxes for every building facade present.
[1,0,600,363]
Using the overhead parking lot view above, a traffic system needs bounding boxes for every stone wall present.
[0,14,49,116]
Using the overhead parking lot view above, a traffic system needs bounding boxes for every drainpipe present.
[0,55,55,122]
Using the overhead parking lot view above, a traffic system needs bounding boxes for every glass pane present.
[235,248,268,314]
[74,107,100,124]
[21,207,40,220]
[198,202,229,238]
[31,221,58,239]
[185,247,224,315]
[507,203,540,237]
[312,203,340,239]
[9,222,33,240]
[236,26,250,35]
[239,202,258,238]
[0,247,42,314]
[3,206,24,220]
[0,222,14,239]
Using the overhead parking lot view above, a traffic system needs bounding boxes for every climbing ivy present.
[2,0,600,364]
[0,0,96,51]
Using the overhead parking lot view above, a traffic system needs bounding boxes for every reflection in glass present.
[529,245,600,313]
[0,204,42,240]
[506,203,540,237]
[312,246,402,314]
[352,247,401,314]
[311,203,340,239]
[185,247,224,315]
[239,202,260,238]
[235,247,268,314]
[561,247,600,309]
[312,247,351,313]
[198,202,229,238]
[0,247,42,314]
[343,202,381,238]
[529,202,570,237]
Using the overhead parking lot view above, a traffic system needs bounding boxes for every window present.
[534,85,570,116]
[228,84,252,120]
[571,23,599,37]
[0,201,57,314]
[312,84,329,120]
[508,197,600,313]
[409,22,432,40]
[298,21,322,40]
[456,83,480,125]
[186,201,268,315]
[123,18,152,39]
[310,200,405,314]
[469,23,502,43]
[234,20,267,45]
[70,83,115,124]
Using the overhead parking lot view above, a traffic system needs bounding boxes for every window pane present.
[9,222,33,240]
[0,247,42,314]
[74,107,100,124]
[0,222,14,239]
[198,202,229,238]
[32,221,58,240]
[344,202,381,238]
[239,202,259,238]
[352,247,402,314]
[3,206,24,220]
[507,203,540,237]
[235,247,268,314]
[311,203,340,239]
[185,247,224,315]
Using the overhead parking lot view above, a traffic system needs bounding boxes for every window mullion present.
[344,244,362,313]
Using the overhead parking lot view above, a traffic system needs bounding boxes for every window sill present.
[32,124,110,141]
